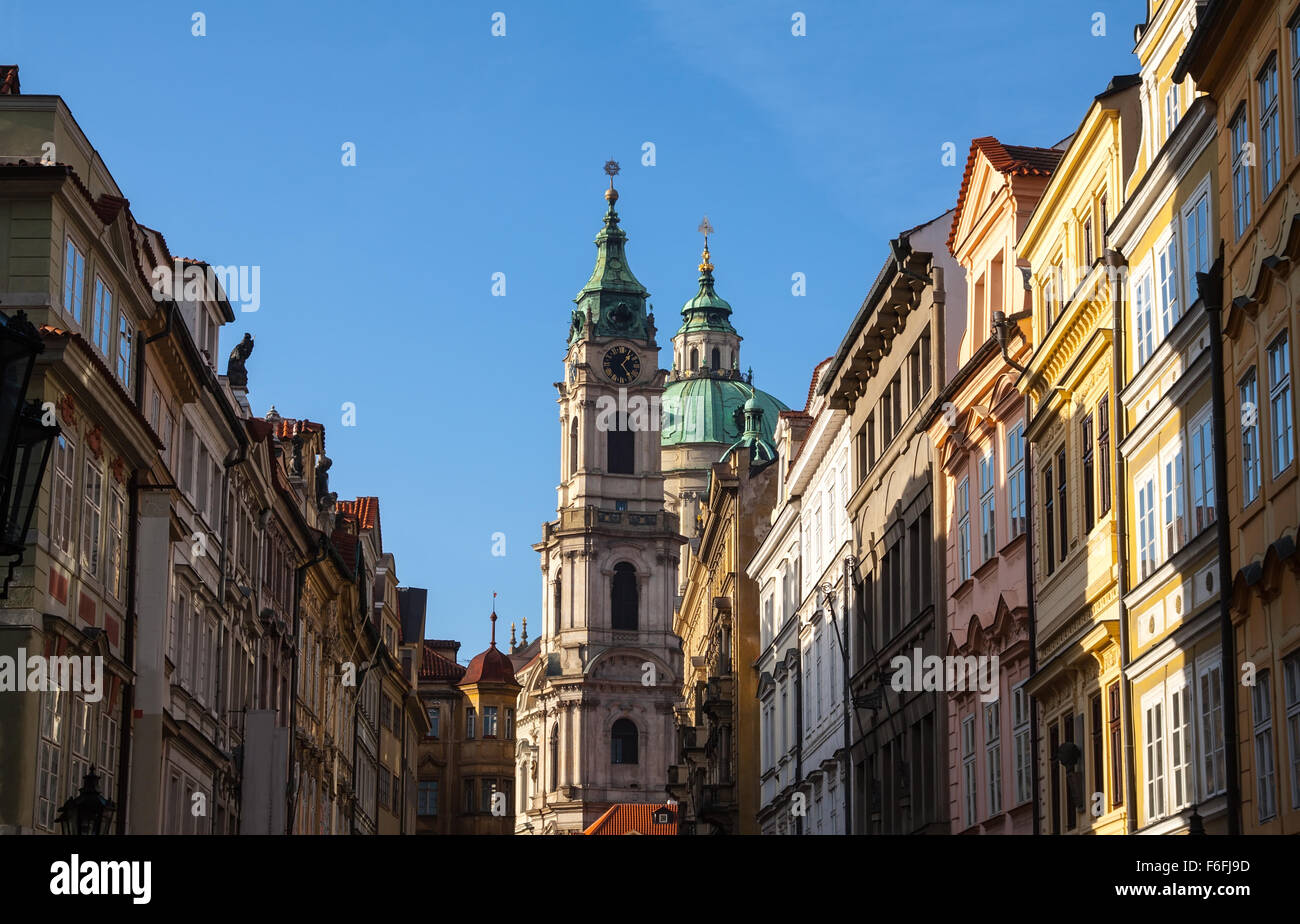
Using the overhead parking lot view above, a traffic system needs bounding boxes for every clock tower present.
[515,166,685,834]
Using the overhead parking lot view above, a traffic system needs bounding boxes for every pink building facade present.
[925,138,1062,834]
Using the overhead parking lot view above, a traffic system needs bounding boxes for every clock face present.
[602,345,641,385]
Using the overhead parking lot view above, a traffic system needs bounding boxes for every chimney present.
[0,66,19,95]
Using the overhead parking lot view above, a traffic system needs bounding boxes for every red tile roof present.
[804,357,834,412]
[420,641,466,683]
[948,137,1063,253]
[337,496,379,531]
[583,803,678,835]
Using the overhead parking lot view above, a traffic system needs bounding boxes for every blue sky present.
[2,0,1140,660]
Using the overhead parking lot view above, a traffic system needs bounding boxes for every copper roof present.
[583,803,678,835]
[948,137,1063,253]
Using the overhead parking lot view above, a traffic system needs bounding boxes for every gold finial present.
[698,216,714,272]
[604,159,620,202]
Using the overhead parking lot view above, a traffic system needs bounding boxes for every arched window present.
[690,347,699,371]
[550,724,559,792]
[568,417,579,477]
[553,567,562,635]
[611,718,638,764]
[611,562,638,630]
[607,413,634,474]
[711,347,721,370]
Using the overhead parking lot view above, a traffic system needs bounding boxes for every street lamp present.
[0,310,58,598]
[55,766,117,835]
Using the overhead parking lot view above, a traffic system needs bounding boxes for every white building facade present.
[750,362,852,834]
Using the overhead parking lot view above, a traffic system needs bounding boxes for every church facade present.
[514,172,684,834]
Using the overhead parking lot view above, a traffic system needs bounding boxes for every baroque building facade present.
[667,398,778,834]
[1111,0,1233,834]
[821,211,964,834]
[749,359,851,835]
[1019,74,1141,835]
[926,136,1060,834]
[0,68,426,834]
[515,177,683,834]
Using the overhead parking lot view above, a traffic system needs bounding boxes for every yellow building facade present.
[1110,0,1234,835]
[1019,76,1141,835]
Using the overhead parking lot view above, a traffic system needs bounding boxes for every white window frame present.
[1197,651,1227,800]
[91,275,113,356]
[1165,81,1181,140]
[1133,266,1156,367]
[1188,404,1216,537]
[961,714,977,828]
[1013,682,1032,805]
[1242,367,1262,505]
[1182,175,1212,299]
[1155,228,1181,340]
[1267,330,1294,476]
[957,475,971,582]
[1160,438,1186,559]
[1006,422,1026,540]
[117,314,134,387]
[984,701,1002,817]
[1142,685,1167,824]
[81,457,103,579]
[978,450,996,563]
[1253,670,1277,822]
[1231,107,1253,238]
[63,236,85,320]
[1136,460,1159,580]
[1168,669,1194,813]
[50,434,76,556]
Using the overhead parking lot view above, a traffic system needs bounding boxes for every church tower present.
[514,165,684,834]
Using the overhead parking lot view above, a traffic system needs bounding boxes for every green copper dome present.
[722,394,778,466]
[660,374,788,449]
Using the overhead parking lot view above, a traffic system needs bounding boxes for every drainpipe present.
[1105,248,1137,833]
[1199,254,1241,835]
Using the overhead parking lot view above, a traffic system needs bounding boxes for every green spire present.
[678,240,736,336]
[569,163,651,345]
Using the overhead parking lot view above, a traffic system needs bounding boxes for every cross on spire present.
[698,216,715,273]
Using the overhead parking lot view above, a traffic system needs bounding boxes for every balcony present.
[703,675,734,717]
[545,507,681,539]
[702,783,736,812]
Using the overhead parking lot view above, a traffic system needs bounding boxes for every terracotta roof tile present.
[805,357,834,412]
[583,803,678,835]
[420,641,467,683]
[337,496,379,531]
[948,137,1063,253]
